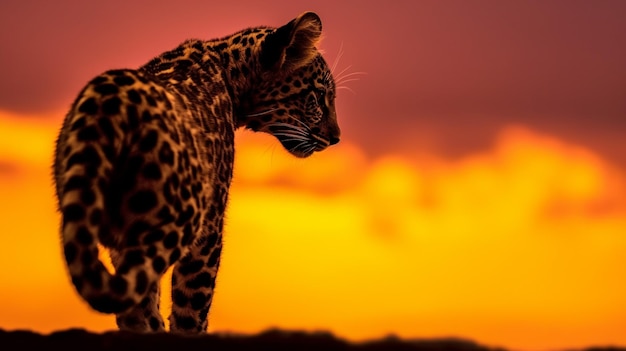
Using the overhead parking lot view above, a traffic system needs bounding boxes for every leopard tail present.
[54,93,157,314]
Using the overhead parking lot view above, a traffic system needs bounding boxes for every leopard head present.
[243,12,340,158]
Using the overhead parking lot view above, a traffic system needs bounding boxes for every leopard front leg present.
[169,228,222,333]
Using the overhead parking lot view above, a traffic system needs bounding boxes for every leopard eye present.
[305,92,322,123]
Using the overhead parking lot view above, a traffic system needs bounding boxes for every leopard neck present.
[139,30,275,128]
[207,28,273,125]
[138,37,258,120]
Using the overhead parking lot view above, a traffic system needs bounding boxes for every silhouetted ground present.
[0,328,624,351]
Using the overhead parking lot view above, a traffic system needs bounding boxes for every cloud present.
[216,126,626,351]
[233,125,626,223]
[0,111,59,166]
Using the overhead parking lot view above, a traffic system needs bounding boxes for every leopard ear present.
[261,12,322,72]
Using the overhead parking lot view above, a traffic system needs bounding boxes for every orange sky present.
[1,110,625,350]
[1,1,626,350]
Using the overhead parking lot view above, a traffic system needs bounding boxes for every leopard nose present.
[329,135,340,145]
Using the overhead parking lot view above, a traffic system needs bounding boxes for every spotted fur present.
[53,12,339,333]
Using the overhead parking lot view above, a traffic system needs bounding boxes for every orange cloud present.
[0,111,625,351]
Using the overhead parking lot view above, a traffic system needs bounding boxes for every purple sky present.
[1,0,625,166]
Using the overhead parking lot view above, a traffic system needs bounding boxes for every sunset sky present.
[1,1,625,350]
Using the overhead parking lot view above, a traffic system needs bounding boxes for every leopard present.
[53,12,340,334]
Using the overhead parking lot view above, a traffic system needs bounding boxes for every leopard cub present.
[54,12,339,333]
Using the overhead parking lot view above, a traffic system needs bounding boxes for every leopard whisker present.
[331,42,344,74]
[335,78,361,86]
[336,86,356,95]
[283,115,313,131]
[279,137,311,144]
[267,122,310,137]
[334,65,353,82]
[246,108,280,117]
[336,71,367,81]
[290,141,315,156]
[335,72,365,85]
[323,66,333,83]
[271,132,309,141]
[271,132,310,141]
[303,142,317,155]
[267,121,307,130]
[324,71,333,84]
